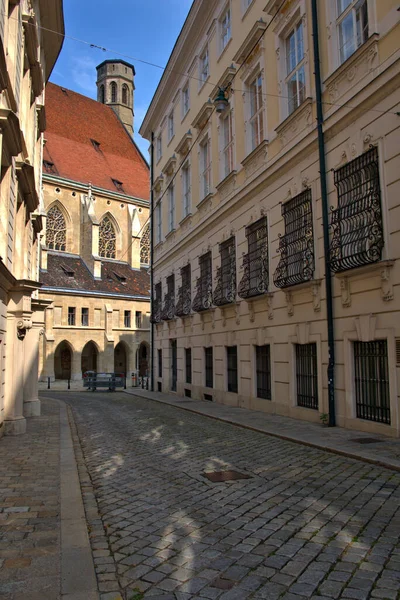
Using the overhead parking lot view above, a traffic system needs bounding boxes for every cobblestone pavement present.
[0,400,61,600]
[47,391,400,600]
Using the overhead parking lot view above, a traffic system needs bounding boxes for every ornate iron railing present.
[213,237,236,306]
[192,253,213,312]
[161,292,175,320]
[175,265,191,317]
[330,146,383,273]
[274,189,314,288]
[238,217,268,299]
[151,297,162,324]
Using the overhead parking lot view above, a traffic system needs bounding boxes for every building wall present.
[141,0,400,436]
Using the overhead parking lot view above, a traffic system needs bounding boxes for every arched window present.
[122,84,129,106]
[140,223,150,265]
[99,84,105,104]
[46,205,66,251]
[99,215,116,258]
[111,82,117,103]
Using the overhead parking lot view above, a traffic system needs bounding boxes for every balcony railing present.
[238,245,268,299]
[213,265,236,306]
[161,292,175,321]
[192,274,213,312]
[330,147,383,273]
[175,285,191,317]
[151,299,161,324]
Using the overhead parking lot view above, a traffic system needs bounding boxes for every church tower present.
[96,59,135,136]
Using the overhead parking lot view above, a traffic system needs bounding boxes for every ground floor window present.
[205,347,213,388]
[185,348,192,384]
[354,340,390,425]
[295,343,318,409]
[158,349,162,378]
[227,346,238,393]
[256,345,271,399]
[171,340,177,392]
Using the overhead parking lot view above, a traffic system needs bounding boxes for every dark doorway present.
[138,342,149,376]
[54,341,72,379]
[171,339,177,392]
[114,342,127,376]
[81,341,98,375]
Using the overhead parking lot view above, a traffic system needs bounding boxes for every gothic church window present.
[99,84,105,104]
[140,223,150,265]
[99,216,116,259]
[122,84,129,106]
[46,205,67,251]
[111,81,117,103]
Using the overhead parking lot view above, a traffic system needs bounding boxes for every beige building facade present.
[140,0,400,436]
[0,0,64,435]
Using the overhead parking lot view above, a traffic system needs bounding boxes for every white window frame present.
[167,111,174,142]
[155,201,162,244]
[246,70,265,153]
[156,134,162,162]
[199,46,209,87]
[285,20,306,115]
[181,161,191,219]
[219,4,231,54]
[182,82,190,118]
[242,0,254,15]
[220,109,234,180]
[168,183,175,232]
[199,136,211,201]
[336,0,369,65]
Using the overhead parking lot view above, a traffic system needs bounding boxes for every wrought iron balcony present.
[150,299,161,324]
[213,265,236,306]
[175,285,191,317]
[161,292,175,321]
[238,246,268,299]
[330,147,383,273]
[192,274,213,312]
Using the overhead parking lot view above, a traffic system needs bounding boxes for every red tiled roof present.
[43,82,149,199]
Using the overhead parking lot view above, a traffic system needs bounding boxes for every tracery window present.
[99,216,116,258]
[99,84,105,104]
[140,223,150,265]
[46,205,67,251]
[122,84,129,105]
[111,81,117,103]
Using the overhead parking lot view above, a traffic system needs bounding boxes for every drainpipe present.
[150,132,155,391]
[311,0,336,426]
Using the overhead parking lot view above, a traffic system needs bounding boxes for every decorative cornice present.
[233,19,267,64]
[162,154,177,177]
[175,130,193,156]
[191,100,213,131]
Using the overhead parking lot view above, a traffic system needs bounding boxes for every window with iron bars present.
[192,252,213,312]
[274,189,314,288]
[330,147,383,273]
[238,217,268,299]
[295,343,318,410]
[161,274,175,320]
[256,345,271,400]
[185,348,192,384]
[205,347,213,388]
[214,237,236,306]
[176,264,191,317]
[354,340,390,425]
[227,346,238,393]
[158,348,162,378]
[152,282,162,323]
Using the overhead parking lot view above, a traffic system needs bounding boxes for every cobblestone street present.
[49,391,400,600]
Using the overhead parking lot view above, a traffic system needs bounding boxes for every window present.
[354,340,390,425]
[168,184,175,232]
[156,134,162,162]
[192,252,213,312]
[90,139,101,152]
[99,216,116,259]
[243,0,253,11]
[220,5,231,52]
[112,179,124,192]
[330,147,383,273]
[99,84,105,104]
[238,217,269,299]
[111,81,117,103]
[46,205,66,251]
[185,348,192,384]
[337,0,368,64]
[295,343,318,409]
[43,160,57,174]
[168,111,174,141]
[182,162,191,218]
[274,189,314,288]
[248,73,264,151]
[227,346,238,393]
[182,83,190,116]
[161,274,175,321]
[256,345,271,400]
[214,237,236,306]
[176,264,191,317]
[158,348,162,378]
[81,307,89,327]
[135,311,142,328]
[199,47,209,84]
[171,339,177,392]
[221,110,234,179]
[205,347,213,388]
[153,282,162,323]
[68,307,76,326]
[200,137,211,200]
[124,310,131,328]
[286,21,306,115]
[155,202,162,244]
[122,84,129,105]
[140,223,150,265]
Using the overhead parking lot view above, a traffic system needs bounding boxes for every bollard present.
[68,379,70,390]
[47,376,50,389]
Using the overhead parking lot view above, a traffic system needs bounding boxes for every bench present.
[83,373,125,391]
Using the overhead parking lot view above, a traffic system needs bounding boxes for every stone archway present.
[114,342,128,376]
[137,342,149,377]
[81,341,98,375]
[54,341,72,380]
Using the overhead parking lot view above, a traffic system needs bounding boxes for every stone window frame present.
[181,80,190,120]
[140,223,150,265]
[218,106,235,182]
[98,212,119,260]
[218,2,232,57]
[45,201,72,252]
[181,159,191,220]
[198,129,212,202]
[288,327,324,413]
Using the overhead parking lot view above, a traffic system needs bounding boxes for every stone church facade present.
[39,67,150,382]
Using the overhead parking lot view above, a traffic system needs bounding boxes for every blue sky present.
[50,0,193,158]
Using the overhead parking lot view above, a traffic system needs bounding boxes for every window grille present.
[124,310,131,328]
[99,216,116,259]
[238,217,268,299]
[295,343,318,410]
[286,21,306,115]
[337,0,368,64]
[158,349,162,378]
[176,264,191,317]
[214,237,236,306]
[185,348,192,384]
[68,307,76,326]
[46,205,67,251]
[171,340,177,392]
[227,346,238,393]
[161,274,175,320]
[81,307,89,327]
[256,345,271,400]
[152,282,162,323]
[248,73,264,151]
[330,147,383,273]
[354,341,390,425]
[274,189,314,288]
[140,224,150,264]
[192,252,213,312]
[205,347,213,388]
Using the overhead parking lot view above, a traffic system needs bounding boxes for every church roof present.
[43,82,149,199]
[40,253,150,298]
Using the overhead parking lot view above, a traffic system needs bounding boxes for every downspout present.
[311,0,336,426]
[150,132,155,391]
